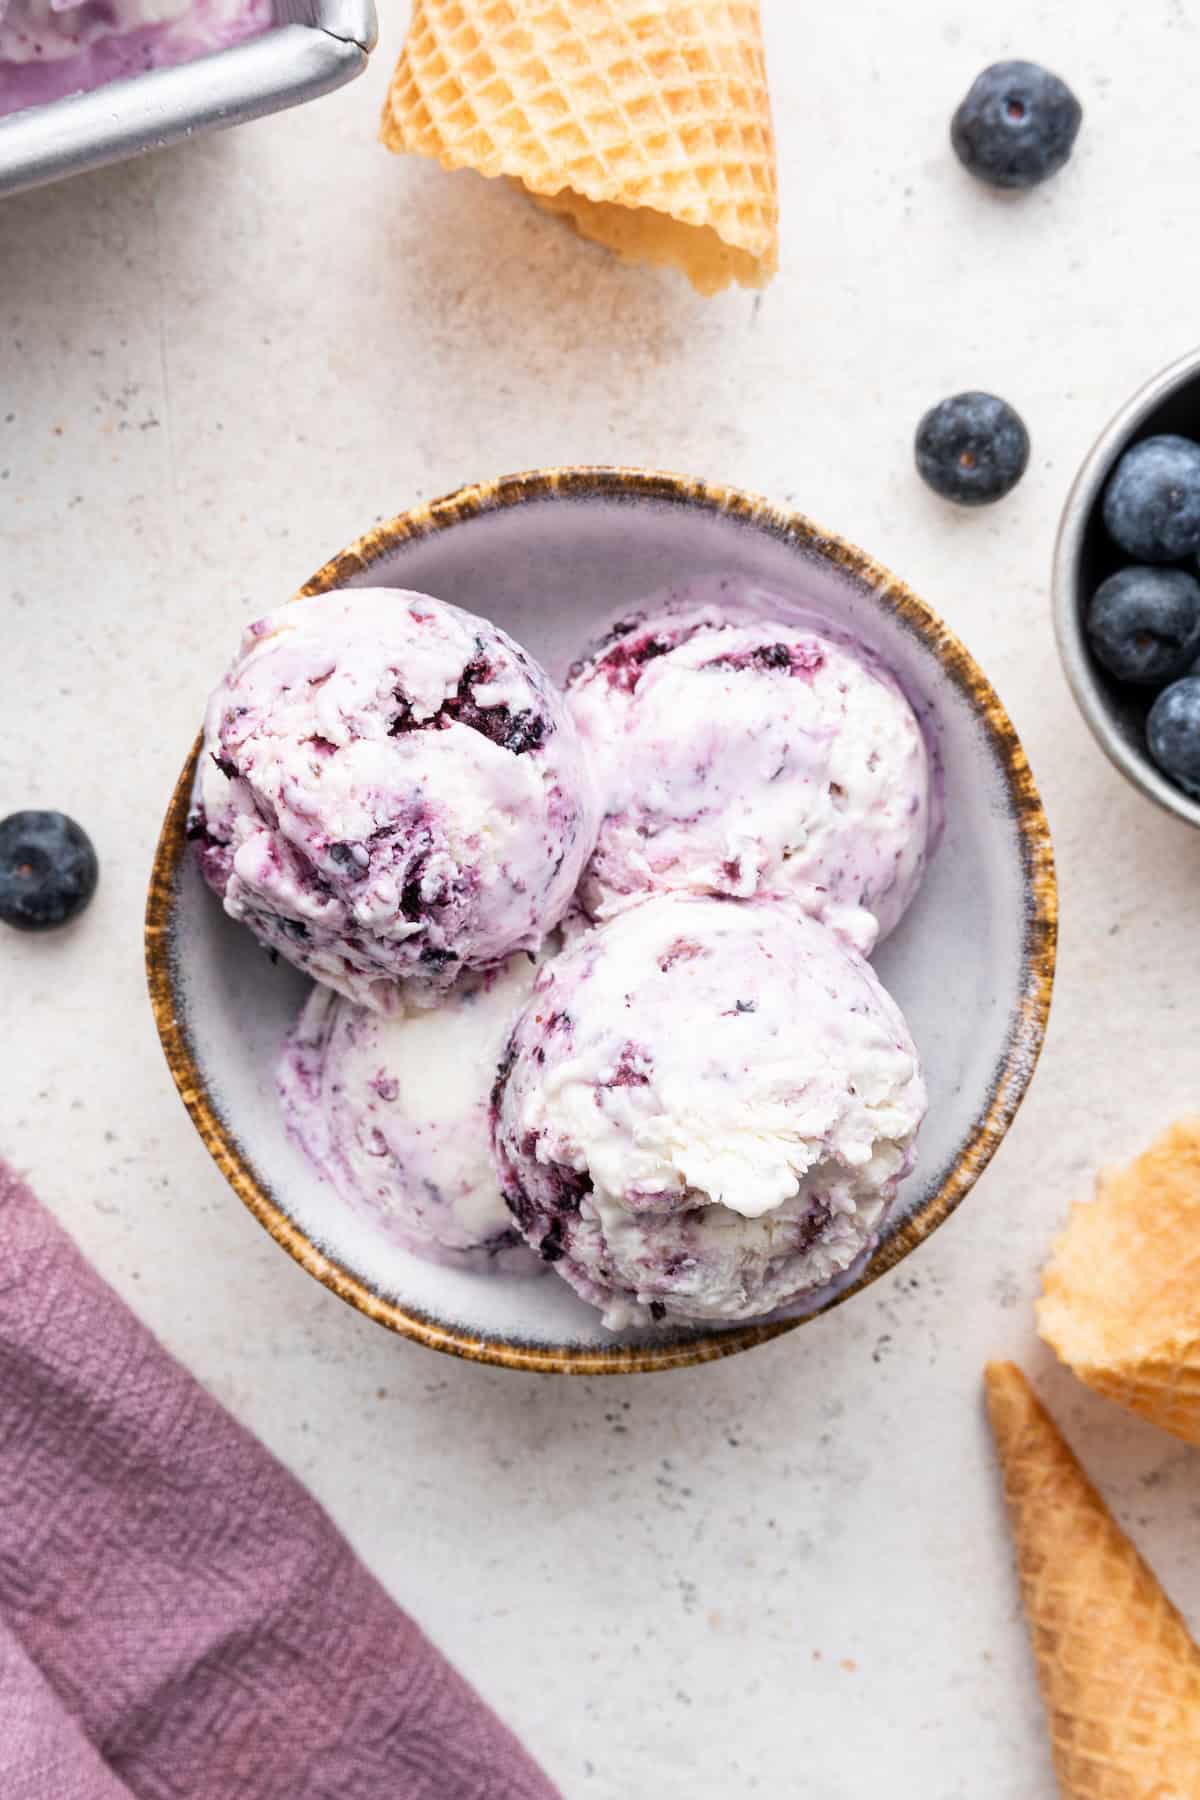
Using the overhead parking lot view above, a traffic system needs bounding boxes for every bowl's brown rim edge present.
[145,465,1058,1375]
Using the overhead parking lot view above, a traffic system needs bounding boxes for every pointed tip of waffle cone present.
[380,0,779,295]
[1037,1119,1200,1446]
[984,1359,1038,1441]
[985,1363,1200,1798]
[985,1360,1099,1516]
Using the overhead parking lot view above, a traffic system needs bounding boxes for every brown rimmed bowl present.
[146,467,1057,1374]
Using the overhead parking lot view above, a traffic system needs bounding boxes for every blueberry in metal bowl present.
[1086,567,1200,687]
[1102,435,1200,563]
[1148,678,1200,799]
[1055,348,1200,828]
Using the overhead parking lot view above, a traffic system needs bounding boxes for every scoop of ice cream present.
[492,893,927,1329]
[0,0,270,114]
[566,600,934,954]
[189,589,597,1011]
[278,953,542,1274]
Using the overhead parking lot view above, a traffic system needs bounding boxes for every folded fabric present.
[0,1158,560,1800]
[2,1617,132,1800]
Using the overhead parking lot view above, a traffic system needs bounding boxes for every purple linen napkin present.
[0,1158,560,1800]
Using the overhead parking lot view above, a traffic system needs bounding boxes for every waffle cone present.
[1037,1120,1200,1446]
[381,0,779,295]
[985,1362,1200,1799]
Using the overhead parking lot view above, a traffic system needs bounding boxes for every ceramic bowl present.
[1054,345,1200,828]
[146,468,1057,1373]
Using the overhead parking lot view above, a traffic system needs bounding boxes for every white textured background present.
[3,2,1200,1795]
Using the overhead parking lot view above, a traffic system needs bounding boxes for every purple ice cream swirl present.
[491,893,928,1330]
[189,589,598,1013]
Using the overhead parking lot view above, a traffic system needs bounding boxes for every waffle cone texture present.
[381,0,779,294]
[1038,1119,1200,1446]
[985,1362,1200,1799]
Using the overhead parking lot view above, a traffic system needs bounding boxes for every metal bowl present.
[1053,345,1200,829]
[0,0,376,200]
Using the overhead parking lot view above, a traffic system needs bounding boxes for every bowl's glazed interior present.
[148,471,1055,1372]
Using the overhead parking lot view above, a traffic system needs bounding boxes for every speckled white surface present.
[2,3,1200,1795]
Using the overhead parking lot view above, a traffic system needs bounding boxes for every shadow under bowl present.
[146,467,1057,1373]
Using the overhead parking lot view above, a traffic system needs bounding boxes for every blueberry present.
[1086,567,1200,686]
[915,392,1030,506]
[0,810,99,932]
[1147,677,1200,799]
[1103,436,1200,563]
[951,61,1082,189]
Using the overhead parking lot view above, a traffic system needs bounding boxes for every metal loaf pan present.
[0,0,377,199]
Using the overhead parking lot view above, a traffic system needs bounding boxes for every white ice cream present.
[492,893,927,1328]
[566,595,935,955]
[278,953,542,1273]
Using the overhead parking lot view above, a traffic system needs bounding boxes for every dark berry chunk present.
[1147,678,1200,799]
[1086,567,1200,686]
[1103,436,1200,563]
[539,1222,567,1263]
[0,811,99,932]
[951,60,1082,190]
[390,658,548,754]
[489,1034,519,1119]
[419,945,458,969]
[915,392,1030,506]
[399,858,429,922]
[795,1201,834,1256]
[595,633,673,695]
[495,710,546,756]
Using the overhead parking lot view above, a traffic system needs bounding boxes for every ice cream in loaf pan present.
[0,0,272,116]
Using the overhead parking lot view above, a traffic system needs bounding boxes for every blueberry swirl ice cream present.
[566,598,935,954]
[492,894,927,1329]
[190,589,597,1011]
[0,0,271,116]
[278,955,542,1274]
